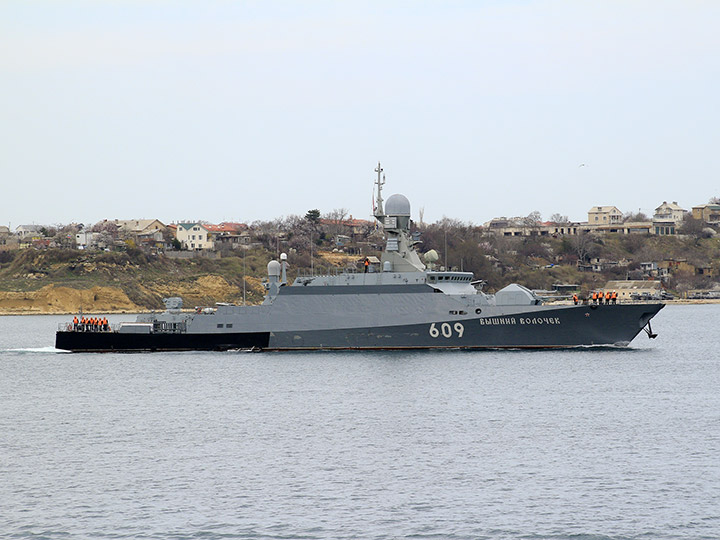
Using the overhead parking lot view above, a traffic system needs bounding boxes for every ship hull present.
[55,303,663,352]
[55,330,270,353]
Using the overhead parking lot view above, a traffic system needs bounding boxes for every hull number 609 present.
[429,322,464,338]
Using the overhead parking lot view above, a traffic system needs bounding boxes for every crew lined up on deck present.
[72,316,109,331]
[590,291,617,305]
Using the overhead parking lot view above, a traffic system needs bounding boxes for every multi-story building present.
[652,201,686,235]
[175,223,213,250]
[587,206,623,226]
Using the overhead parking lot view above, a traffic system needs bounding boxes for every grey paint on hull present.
[267,303,664,349]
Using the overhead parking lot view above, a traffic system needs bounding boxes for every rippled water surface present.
[2,305,719,539]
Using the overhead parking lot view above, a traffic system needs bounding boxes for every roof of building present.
[319,216,374,227]
[205,222,247,233]
[604,280,661,291]
[113,219,165,232]
[176,222,210,231]
[588,206,622,213]
[654,201,685,212]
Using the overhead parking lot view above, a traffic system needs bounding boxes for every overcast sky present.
[2,1,718,229]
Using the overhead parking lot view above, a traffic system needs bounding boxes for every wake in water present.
[4,346,70,354]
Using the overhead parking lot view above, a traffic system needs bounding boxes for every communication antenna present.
[374,162,385,218]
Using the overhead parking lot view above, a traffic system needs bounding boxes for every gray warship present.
[56,164,663,352]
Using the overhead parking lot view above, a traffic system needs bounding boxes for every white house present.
[175,223,213,250]
[75,230,100,250]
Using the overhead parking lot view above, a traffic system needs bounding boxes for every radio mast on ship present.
[374,162,385,220]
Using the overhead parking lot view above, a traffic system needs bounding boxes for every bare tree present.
[549,213,569,224]
[523,211,542,227]
[322,208,348,237]
[679,215,704,237]
[623,211,648,222]
[571,231,596,262]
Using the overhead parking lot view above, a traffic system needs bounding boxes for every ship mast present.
[374,162,385,219]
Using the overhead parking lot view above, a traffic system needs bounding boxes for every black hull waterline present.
[55,330,271,353]
[55,303,664,352]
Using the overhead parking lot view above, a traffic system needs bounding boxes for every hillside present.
[0,248,360,314]
[0,249,262,314]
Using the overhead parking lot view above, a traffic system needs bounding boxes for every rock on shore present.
[0,285,142,314]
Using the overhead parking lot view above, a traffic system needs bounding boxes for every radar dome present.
[385,194,411,216]
[267,260,281,277]
[423,249,439,263]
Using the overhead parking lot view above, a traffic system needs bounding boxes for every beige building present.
[652,201,686,235]
[15,224,44,238]
[113,219,166,236]
[483,219,650,237]
[602,280,662,301]
[588,206,623,226]
[691,204,720,224]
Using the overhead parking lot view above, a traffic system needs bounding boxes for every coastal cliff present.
[0,285,141,314]
[0,249,268,314]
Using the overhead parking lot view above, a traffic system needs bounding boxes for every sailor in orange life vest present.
[364,258,370,273]
[572,294,579,305]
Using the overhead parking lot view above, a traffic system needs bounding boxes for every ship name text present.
[478,317,561,326]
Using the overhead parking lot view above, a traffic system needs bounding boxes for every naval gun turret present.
[373,163,426,273]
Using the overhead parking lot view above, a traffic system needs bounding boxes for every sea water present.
[1,305,719,539]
